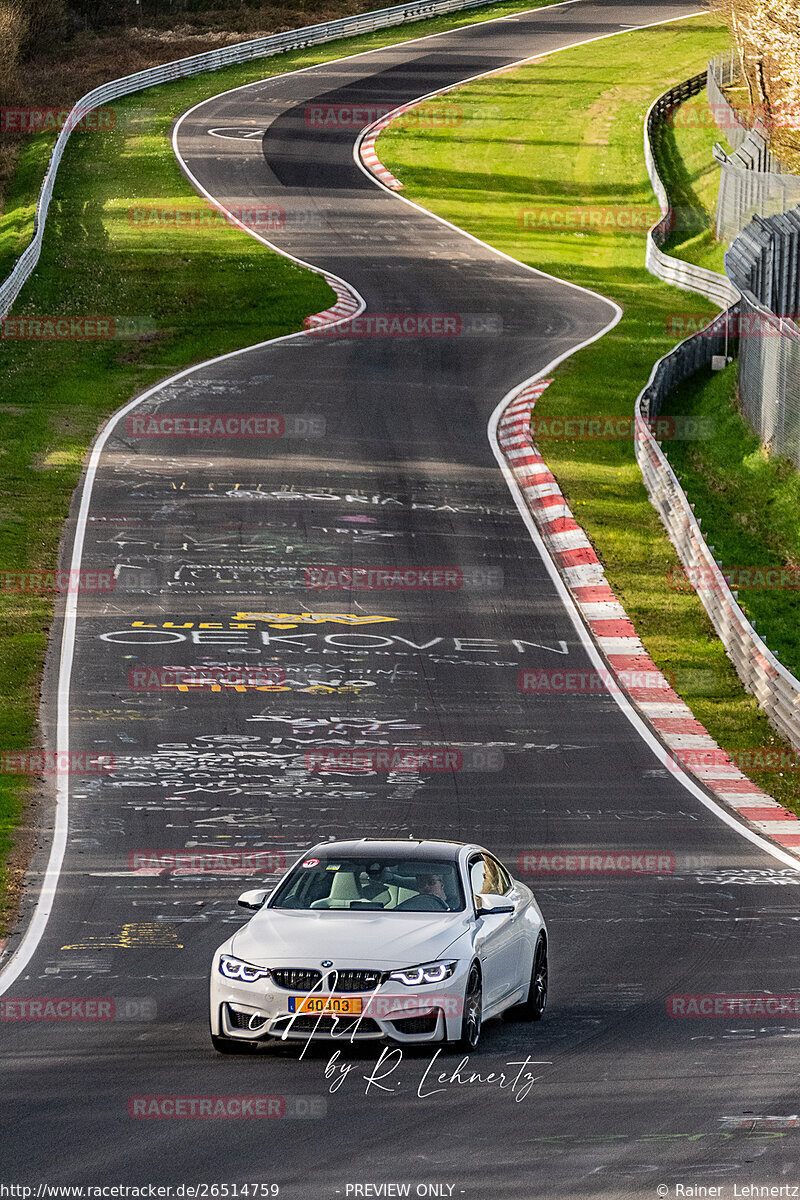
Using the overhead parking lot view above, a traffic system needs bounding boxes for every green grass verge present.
[662,366,800,678]
[657,86,800,694]
[0,0,567,932]
[0,119,334,933]
[654,89,731,272]
[378,13,800,810]
[0,0,566,283]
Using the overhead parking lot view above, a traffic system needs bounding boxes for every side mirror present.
[476,894,515,918]
[238,888,271,911]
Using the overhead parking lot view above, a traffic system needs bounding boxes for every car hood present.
[231,908,469,968]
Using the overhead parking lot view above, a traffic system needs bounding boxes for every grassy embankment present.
[378,13,800,808]
[0,0,564,930]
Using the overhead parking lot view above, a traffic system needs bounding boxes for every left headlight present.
[388,960,457,986]
[218,954,271,983]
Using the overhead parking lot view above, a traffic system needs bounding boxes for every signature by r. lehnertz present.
[324,1047,551,1103]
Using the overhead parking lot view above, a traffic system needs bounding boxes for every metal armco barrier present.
[636,76,800,752]
[0,0,498,321]
[644,73,740,308]
[634,315,800,753]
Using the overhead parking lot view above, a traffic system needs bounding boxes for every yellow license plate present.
[288,995,363,1015]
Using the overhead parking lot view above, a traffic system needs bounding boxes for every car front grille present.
[270,968,323,991]
[269,968,384,993]
[390,1013,439,1035]
[326,969,384,993]
[225,1005,268,1031]
[277,1015,381,1035]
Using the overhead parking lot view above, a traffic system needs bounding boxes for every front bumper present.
[210,962,468,1045]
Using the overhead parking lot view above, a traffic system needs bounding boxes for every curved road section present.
[4,2,800,1196]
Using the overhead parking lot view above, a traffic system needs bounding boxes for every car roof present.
[305,838,470,863]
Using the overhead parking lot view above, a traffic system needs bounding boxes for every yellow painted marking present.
[235,612,398,629]
[61,923,183,950]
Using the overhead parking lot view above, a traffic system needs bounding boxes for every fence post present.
[638,71,800,750]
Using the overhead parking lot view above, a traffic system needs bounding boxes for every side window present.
[489,857,513,895]
[470,854,507,898]
[469,856,486,899]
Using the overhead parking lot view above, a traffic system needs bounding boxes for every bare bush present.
[21,0,67,57]
[0,1,25,105]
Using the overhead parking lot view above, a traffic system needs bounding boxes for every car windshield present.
[270,856,464,913]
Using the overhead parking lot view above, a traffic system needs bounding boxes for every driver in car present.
[415,871,448,904]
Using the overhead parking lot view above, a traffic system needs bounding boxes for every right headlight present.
[218,954,271,984]
[388,960,457,986]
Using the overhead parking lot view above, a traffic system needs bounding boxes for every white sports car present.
[209,838,548,1052]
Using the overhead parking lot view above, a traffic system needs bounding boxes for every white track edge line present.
[488,381,800,871]
[168,0,585,135]
[0,217,367,997]
[352,10,707,304]
[0,2,768,995]
[1,0,592,993]
[351,12,800,871]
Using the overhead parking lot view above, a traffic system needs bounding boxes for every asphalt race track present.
[4,2,800,1196]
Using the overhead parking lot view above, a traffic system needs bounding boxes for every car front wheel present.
[515,937,547,1021]
[457,964,483,1050]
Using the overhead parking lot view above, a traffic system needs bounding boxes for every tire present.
[211,1033,260,1054]
[513,937,548,1022]
[457,964,483,1050]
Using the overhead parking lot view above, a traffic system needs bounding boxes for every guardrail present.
[635,75,800,751]
[634,313,800,751]
[643,72,739,308]
[0,0,499,322]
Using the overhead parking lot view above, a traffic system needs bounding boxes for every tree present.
[710,0,800,165]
